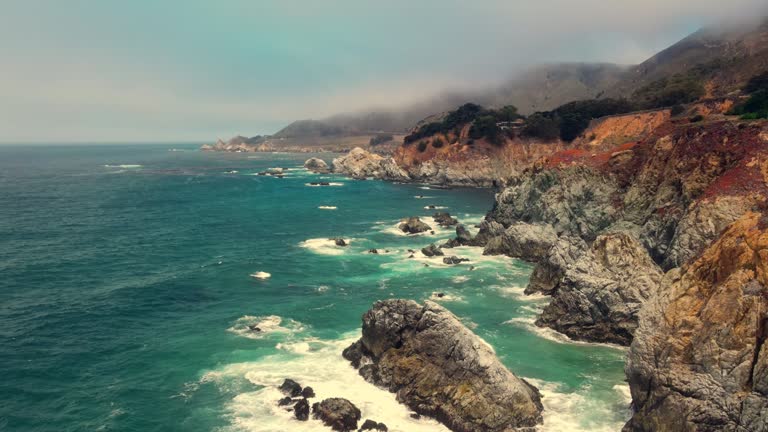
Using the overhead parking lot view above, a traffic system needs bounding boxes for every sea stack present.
[343,299,543,432]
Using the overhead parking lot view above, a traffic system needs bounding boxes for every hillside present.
[609,17,768,100]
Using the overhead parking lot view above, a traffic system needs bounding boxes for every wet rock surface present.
[312,398,362,431]
[399,217,431,234]
[343,299,543,432]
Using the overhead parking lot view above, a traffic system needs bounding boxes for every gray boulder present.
[304,157,330,173]
[421,243,444,257]
[343,300,543,432]
[483,222,558,261]
[399,217,431,234]
[312,398,361,431]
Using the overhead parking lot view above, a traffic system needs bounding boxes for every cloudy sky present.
[1,0,765,142]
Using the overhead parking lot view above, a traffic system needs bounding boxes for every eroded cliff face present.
[625,213,768,432]
[473,118,768,429]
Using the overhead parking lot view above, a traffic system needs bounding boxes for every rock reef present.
[343,299,543,432]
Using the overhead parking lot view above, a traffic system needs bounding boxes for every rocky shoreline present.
[302,116,768,431]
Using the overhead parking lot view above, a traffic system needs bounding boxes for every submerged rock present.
[625,213,768,431]
[358,419,388,431]
[420,243,444,257]
[343,299,543,431]
[432,212,458,227]
[442,256,469,265]
[279,378,302,397]
[312,398,361,431]
[333,238,348,247]
[301,386,315,398]
[399,217,431,234]
[294,398,310,421]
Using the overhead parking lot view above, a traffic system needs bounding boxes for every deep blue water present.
[0,144,629,432]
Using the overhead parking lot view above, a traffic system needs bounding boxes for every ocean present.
[0,144,630,431]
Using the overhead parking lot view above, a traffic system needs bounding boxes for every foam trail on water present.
[227,315,305,340]
[504,316,627,351]
[299,238,351,256]
[206,335,450,432]
[527,378,632,432]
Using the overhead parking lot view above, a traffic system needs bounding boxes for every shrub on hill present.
[730,89,768,119]
[369,134,393,146]
[405,103,521,145]
[469,115,503,145]
[632,73,705,109]
[745,71,768,94]
[522,113,561,141]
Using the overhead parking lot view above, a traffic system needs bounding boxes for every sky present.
[1,0,766,143]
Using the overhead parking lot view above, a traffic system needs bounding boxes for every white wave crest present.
[227,315,305,340]
[207,335,450,432]
[299,238,351,256]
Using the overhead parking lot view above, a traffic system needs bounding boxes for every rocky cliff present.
[625,212,768,431]
[343,300,543,432]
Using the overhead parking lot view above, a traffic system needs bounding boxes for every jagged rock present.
[662,196,753,269]
[334,238,348,247]
[312,398,361,431]
[279,379,302,397]
[304,157,330,173]
[332,148,410,181]
[294,398,310,421]
[432,212,458,227]
[525,235,588,295]
[489,167,619,240]
[344,300,543,432]
[625,213,768,431]
[471,220,505,246]
[442,256,469,265]
[483,222,558,261]
[277,396,293,406]
[456,224,472,244]
[420,243,444,257]
[399,217,431,234]
[536,232,663,345]
[301,386,315,398]
[358,419,388,431]
[248,324,262,332]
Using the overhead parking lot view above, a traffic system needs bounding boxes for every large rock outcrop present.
[343,300,543,432]
[332,147,409,181]
[304,157,330,173]
[625,213,768,431]
[536,232,664,345]
[483,222,558,261]
[525,235,588,296]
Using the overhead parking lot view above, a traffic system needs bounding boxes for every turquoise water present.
[0,144,629,432]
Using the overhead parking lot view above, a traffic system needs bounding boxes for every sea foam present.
[207,334,450,432]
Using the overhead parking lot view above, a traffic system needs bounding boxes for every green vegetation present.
[632,73,705,109]
[729,72,768,119]
[670,104,685,116]
[522,113,560,141]
[745,71,768,94]
[469,116,503,145]
[690,114,704,123]
[404,103,522,145]
[369,134,393,146]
